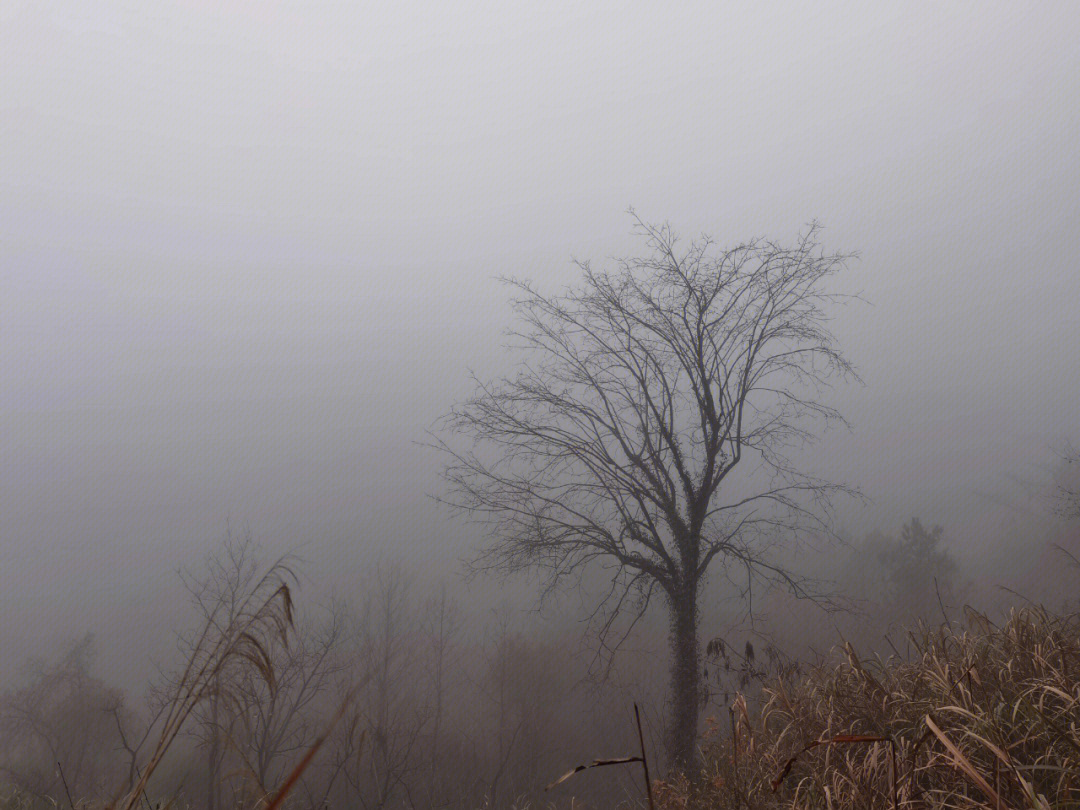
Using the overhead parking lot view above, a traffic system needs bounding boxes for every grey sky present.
[2,1,1079,686]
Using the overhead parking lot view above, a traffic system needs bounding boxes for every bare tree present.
[227,600,348,806]
[435,214,858,769]
[418,584,460,808]
[158,527,296,810]
[339,561,430,810]
[471,610,583,808]
[178,528,266,810]
[0,635,126,803]
[106,688,167,797]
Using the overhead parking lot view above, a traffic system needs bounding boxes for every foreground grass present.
[658,605,1080,809]
[5,605,1079,809]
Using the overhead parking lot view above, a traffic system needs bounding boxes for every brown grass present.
[112,558,297,810]
[657,605,1080,809]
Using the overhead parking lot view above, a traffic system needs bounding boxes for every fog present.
[2,3,1080,806]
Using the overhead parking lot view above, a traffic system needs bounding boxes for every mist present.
[2,3,1080,808]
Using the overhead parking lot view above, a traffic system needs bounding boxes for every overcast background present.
[2,1,1079,689]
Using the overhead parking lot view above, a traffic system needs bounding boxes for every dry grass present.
[113,557,297,810]
[8,586,1080,810]
[658,605,1080,809]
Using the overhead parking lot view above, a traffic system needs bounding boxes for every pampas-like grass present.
[657,605,1080,809]
[111,558,297,810]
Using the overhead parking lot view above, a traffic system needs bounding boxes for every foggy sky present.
[3,1,1079,688]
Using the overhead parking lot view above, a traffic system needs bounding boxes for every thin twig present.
[934,576,950,626]
[634,703,656,810]
[56,761,76,810]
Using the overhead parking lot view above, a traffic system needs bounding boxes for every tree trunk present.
[207,694,219,810]
[667,582,701,773]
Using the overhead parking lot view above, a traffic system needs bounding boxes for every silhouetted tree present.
[339,561,431,810]
[436,214,857,769]
[840,518,963,638]
[887,519,959,614]
[0,635,126,803]
[418,585,460,808]
[167,528,297,810]
[178,529,265,810]
[229,601,347,805]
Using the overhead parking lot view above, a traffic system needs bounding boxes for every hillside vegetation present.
[656,605,1080,810]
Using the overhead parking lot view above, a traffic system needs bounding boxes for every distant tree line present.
[0,532,658,810]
